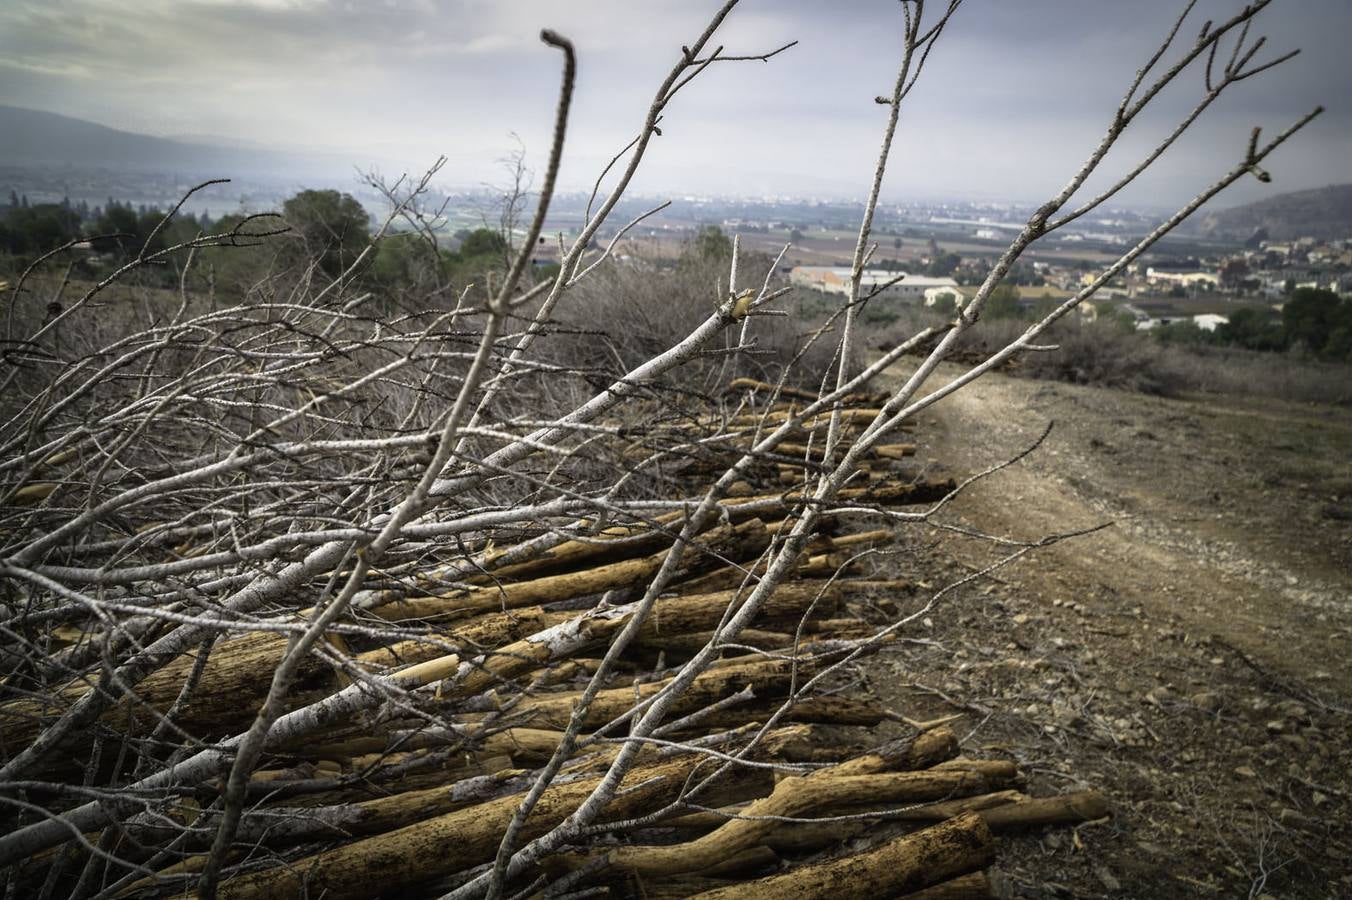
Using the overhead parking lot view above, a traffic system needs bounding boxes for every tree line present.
[0,189,538,307]
[1155,287,1352,363]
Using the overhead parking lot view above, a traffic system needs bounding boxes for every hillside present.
[0,105,334,178]
[1197,183,1352,241]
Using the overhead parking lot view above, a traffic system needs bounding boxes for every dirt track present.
[870,362,1351,897]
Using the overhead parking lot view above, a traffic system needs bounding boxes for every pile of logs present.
[1,379,1108,899]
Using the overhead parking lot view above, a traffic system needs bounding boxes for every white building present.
[789,266,959,302]
[1145,267,1219,289]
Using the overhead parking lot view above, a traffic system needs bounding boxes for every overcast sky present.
[1,0,1347,207]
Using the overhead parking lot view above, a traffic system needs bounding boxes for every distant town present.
[3,156,1350,350]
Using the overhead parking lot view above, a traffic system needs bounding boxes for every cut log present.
[365,518,769,622]
[978,790,1110,831]
[499,657,813,730]
[594,767,1003,880]
[831,727,960,775]
[723,377,888,408]
[213,732,794,900]
[687,812,995,899]
[683,694,891,729]
[355,576,865,679]
[758,791,1027,854]
[900,870,993,899]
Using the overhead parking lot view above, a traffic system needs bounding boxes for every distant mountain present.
[1196,184,1352,241]
[0,105,339,179]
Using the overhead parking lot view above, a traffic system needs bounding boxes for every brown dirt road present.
[869,362,1351,897]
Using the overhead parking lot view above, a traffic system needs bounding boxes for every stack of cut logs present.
[2,378,1107,899]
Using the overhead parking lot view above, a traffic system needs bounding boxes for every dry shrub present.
[536,254,849,399]
[872,305,1352,406]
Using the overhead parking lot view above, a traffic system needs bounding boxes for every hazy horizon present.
[2,0,1348,208]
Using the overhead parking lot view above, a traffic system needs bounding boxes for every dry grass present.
[871,305,1352,407]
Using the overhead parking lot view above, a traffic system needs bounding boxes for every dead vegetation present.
[0,1,1331,897]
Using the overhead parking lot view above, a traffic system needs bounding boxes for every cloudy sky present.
[1,0,1347,207]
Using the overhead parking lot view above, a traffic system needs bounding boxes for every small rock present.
[1234,766,1257,778]
[1279,808,1315,831]
[1265,719,1289,734]
[1190,691,1222,711]
[1275,700,1308,719]
[1093,864,1122,892]
[1012,613,1030,625]
[1146,686,1172,707]
[1278,734,1308,752]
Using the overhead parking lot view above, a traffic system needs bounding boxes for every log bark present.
[365,518,770,622]
[723,377,888,408]
[499,657,811,730]
[832,727,960,775]
[688,812,995,899]
[213,734,788,900]
[978,790,1109,831]
[597,767,1002,880]
[900,870,993,899]
[355,576,862,683]
[758,791,1027,854]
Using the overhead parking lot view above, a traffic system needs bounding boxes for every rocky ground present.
[868,362,1352,898]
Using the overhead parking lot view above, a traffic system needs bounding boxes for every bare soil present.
[870,362,1352,898]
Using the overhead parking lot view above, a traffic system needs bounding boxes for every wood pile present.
[1,378,1108,899]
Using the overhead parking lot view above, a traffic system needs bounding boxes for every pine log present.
[633,628,797,655]
[497,657,812,730]
[648,728,962,835]
[365,517,769,622]
[977,790,1109,831]
[293,726,566,767]
[678,694,890,730]
[355,576,865,681]
[594,767,1002,880]
[688,812,994,899]
[900,870,993,899]
[833,727,960,775]
[933,758,1021,781]
[213,731,799,900]
[7,521,772,745]
[723,377,888,408]
[758,791,1027,854]
[0,630,328,751]
[672,550,861,595]
[717,478,955,524]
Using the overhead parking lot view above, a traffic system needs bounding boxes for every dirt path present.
[868,363,1352,897]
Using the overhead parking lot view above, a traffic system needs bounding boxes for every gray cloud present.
[0,0,1346,206]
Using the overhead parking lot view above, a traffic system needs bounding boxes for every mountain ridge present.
[0,105,346,179]
[1197,183,1352,241]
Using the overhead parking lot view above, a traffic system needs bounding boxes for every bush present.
[872,303,1352,405]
